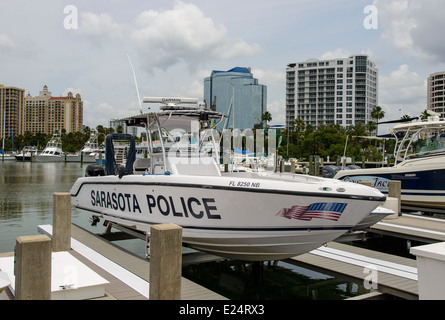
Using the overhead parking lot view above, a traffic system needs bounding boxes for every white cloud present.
[253,68,284,89]
[375,0,445,63]
[0,34,14,49]
[268,99,286,125]
[62,87,82,96]
[320,48,353,61]
[77,12,124,43]
[131,1,261,72]
[378,64,427,125]
[320,48,378,62]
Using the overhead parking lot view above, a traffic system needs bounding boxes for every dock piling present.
[52,192,71,252]
[388,180,401,215]
[149,224,182,300]
[14,235,52,300]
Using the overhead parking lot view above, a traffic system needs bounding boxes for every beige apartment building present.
[0,84,25,140]
[428,72,445,118]
[24,85,83,135]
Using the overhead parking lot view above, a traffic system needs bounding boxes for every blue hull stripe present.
[339,168,445,196]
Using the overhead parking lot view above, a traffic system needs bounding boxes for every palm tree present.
[293,118,305,134]
[366,121,376,135]
[261,111,272,128]
[420,109,430,121]
[371,106,385,136]
[401,114,412,123]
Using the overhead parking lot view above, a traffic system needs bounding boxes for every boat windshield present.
[394,123,445,162]
[121,102,226,175]
[416,134,444,154]
[150,116,201,154]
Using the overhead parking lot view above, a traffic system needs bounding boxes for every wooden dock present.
[370,214,445,243]
[3,213,445,300]
[289,241,418,300]
[288,214,445,300]
[1,223,227,300]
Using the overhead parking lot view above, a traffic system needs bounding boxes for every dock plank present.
[69,224,227,300]
[371,214,445,242]
[289,242,419,299]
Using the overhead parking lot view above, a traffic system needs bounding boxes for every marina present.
[4,214,445,300]
[1,133,445,300]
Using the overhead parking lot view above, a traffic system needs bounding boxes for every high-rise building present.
[204,67,267,130]
[0,84,25,140]
[286,55,378,130]
[24,85,83,135]
[23,85,52,134]
[427,71,445,118]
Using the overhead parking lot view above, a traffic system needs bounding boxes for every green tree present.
[420,109,430,121]
[371,106,385,136]
[401,114,412,123]
[293,118,305,134]
[261,111,272,128]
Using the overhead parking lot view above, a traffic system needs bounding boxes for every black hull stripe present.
[71,180,386,202]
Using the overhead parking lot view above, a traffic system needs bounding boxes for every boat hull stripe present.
[70,180,386,202]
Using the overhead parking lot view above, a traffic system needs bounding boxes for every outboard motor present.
[323,165,341,178]
[85,164,105,177]
[346,165,361,170]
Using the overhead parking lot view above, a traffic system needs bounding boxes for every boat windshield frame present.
[121,104,226,174]
[392,120,445,163]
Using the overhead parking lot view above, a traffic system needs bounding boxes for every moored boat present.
[14,146,37,162]
[66,130,103,163]
[0,151,17,161]
[35,131,64,162]
[334,115,445,212]
[70,97,386,261]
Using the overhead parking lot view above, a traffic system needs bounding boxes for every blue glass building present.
[204,67,267,130]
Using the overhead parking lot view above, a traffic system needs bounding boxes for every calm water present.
[0,161,92,252]
[0,161,370,300]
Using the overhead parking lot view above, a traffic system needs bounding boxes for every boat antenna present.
[126,52,143,114]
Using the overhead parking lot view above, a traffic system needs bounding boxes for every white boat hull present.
[1,154,17,161]
[35,155,65,162]
[65,154,98,163]
[71,173,385,260]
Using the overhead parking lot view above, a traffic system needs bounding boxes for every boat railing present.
[393,124,445,164]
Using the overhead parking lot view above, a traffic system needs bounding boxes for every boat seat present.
[167,156,221,176]
[133,158,151,174]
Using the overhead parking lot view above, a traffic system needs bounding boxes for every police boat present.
[334,114,445,212]
[70,97,386,261]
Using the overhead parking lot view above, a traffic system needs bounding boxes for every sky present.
[1,0,445,135]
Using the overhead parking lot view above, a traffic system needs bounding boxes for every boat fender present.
[164,171,171,175]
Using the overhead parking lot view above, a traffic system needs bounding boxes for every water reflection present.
[183,259,369,300]
[0,161,86,252]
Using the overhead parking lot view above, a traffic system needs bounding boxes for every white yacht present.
[14,146,37,162]
[70,97,386,261]
[66,130,103,163]
[35,131,64,162]
[335,115,445,212]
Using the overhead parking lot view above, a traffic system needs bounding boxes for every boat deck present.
[290,214,445,300]
[290,241,418,299]
[370,214,445,243]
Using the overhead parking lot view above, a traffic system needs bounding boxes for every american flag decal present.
[276,202,347,221]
